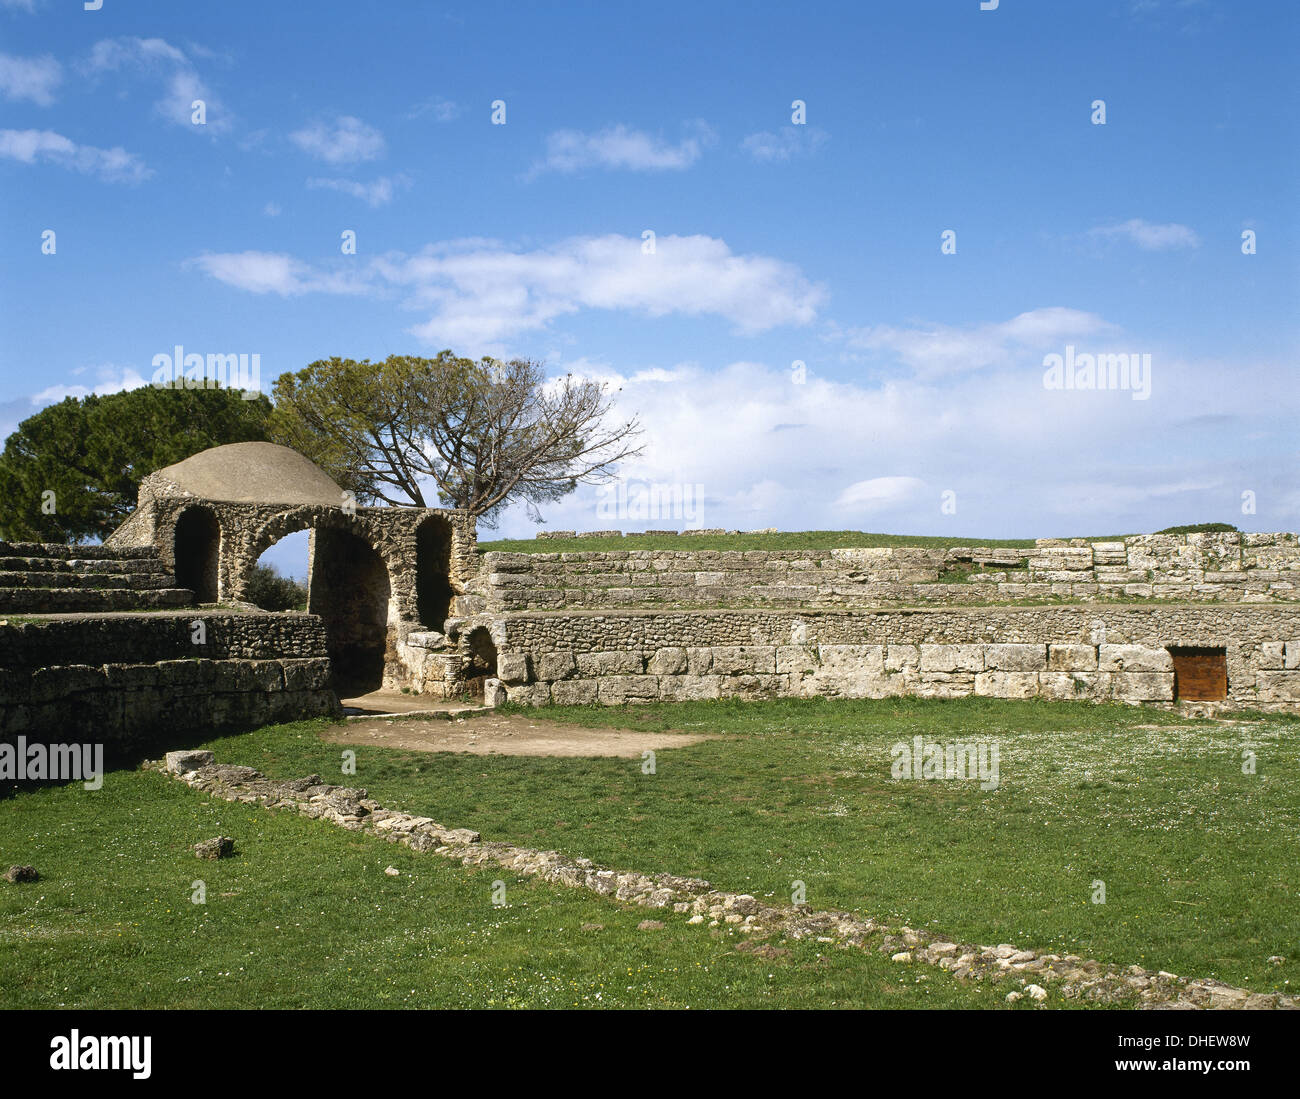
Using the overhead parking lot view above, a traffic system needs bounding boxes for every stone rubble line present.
[155,750,1295,1011]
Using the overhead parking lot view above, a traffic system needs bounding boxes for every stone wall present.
[0,610,328,670]
[482,533,1300,611]
[480,604,1300,712]
[0,611,338,752]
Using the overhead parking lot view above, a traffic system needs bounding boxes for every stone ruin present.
[2,440,1299,755]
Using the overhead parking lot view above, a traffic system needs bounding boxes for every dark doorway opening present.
[460,626,498,700]
[1169,646,1228,701]
[416,516,455,631]
[173,507,220,603]
[309,529,391,695]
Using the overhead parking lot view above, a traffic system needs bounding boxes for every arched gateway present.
[106,441,481,694]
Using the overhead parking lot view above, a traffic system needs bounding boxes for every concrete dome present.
[158,442,347,506]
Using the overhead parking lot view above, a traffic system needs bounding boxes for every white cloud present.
[191,233,826,351]
[1089,218,1201,250]
[289,115,385,164]
[491,341,1298,539]
[185,251,367,296]
[83,37,228,133]
[741,126,829,162]
[306,173,411,207]
[263,201,281,217]
[31,365,149,404]
[0,128,150,183]
[407,96,460,122]
[835,476,927,514]
[0,0,37,10]
[0,52,61,106]
[529,122,715,176]
[837,307,1110,378]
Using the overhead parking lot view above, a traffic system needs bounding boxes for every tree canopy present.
[0,385,271,543]
[269,352,642,526]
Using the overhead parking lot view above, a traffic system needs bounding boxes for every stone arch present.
[173,506,221,603]
[415,514,455,630]
[239,507,398,696]
[309,527,393,696]
[459,625,498,700]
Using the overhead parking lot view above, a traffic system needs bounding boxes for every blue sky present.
[2,0,1297,574]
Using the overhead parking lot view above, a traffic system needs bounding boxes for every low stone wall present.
[483,533,1300,611]
[0,657,337,749]
[0,611,328,671]
[0,611,339,752]
[484,604,1300,712]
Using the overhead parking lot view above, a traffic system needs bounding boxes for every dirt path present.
[323,712,716,758]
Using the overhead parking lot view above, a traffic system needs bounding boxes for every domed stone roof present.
[157,442,346,506]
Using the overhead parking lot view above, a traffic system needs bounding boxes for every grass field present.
[2,696,1295,1008]
[478,530,1055,554]
[0,753,1008,1009]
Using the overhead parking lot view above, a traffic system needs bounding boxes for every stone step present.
[0,554,169,575]
[0,570,175,591]
[0,587,194,614]
[0,541,159,561]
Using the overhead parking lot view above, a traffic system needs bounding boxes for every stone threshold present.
[153,750,1295,1011]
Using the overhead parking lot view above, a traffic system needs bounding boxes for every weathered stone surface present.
[1098,645,1174,673]
[496,653,529,684]
[983,644,1046,672]
[3,865,38,883]
[165,749,214,774]
[193,836,235,860]
[974,671,1039,698]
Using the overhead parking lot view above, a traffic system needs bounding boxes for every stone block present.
[1048,644,1097,671]
[1111,672,1174,702]
[576,650,644,675]
[685,647,714,675]
[775,645,816,675]
[1098,645,1173,673]
[657,675,722,701]
[29,664,106,703]
[165,749,214,774]
[983,644,1046,672]
[712,646,776,675]
[919,645,984,673]
[1038,672,1112,701]
[538,651,576,681]
[483,678,507,707]
[596,676,661,704]
[974,671,1039,699]
[550,679,598,705]
[885,645,920,673]
[496,652,529,684]
[647,647,687,675]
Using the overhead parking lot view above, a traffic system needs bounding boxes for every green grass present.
[479,530,1057,554]
[0,753,1014,1009]
[193,697,1299,999]
[5,696,1294,1008]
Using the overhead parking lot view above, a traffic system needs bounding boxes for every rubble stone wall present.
[0,612,338,750]
[482,533,1300,611]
